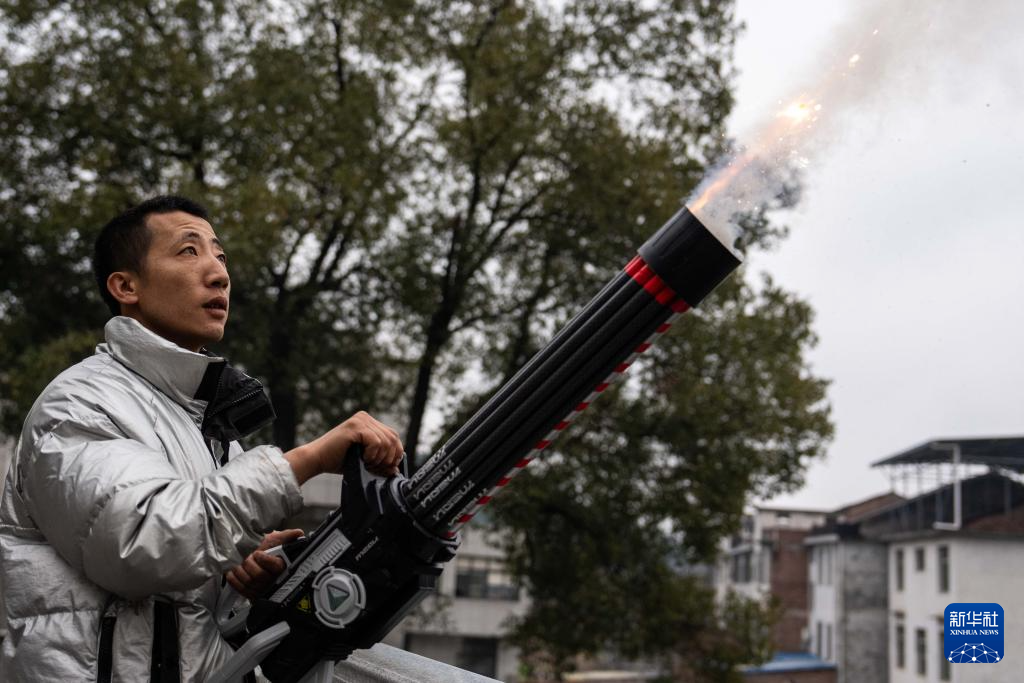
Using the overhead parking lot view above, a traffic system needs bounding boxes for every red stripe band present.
[555,421,570,430]
[574,402,589,411]
[458,514,473,523]
[627,257,684,311]
[615,362,631,373]
[478,495,492,505]
[624,255,642,276]
[643,275,665,296]
[671,299,691,313]
[633,265,654,286]
[636,342,651,353]
[516,457,533,468]
[595,382,610,392]
[497,477,512,486]
[656,323,671,333]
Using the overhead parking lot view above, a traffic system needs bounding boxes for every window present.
[455,555,519,601]
[916,627,927,675]
[814,546,833,585]
[740,515,755,540]
[938,545,949,592]
[915,546,925,571]
[732,551,752,583]
[826,623,833,661]
[939,628,951,680]
[456,637,498,678]
[895,549,905,591]
[895,623,906,669]
[816,621,823,657]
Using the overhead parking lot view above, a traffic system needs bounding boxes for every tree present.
[0,1,832,677]
[0,0,743,454]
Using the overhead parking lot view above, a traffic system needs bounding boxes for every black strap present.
[96,614,116,683]
[151,601,181,682]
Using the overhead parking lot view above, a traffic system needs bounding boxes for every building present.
[716,505,828,652]
[804,492,903,683]
[798,437,1024,683]
[799,436,1024,683]
[869,437,1024,683]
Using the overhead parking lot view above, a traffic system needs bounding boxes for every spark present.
[780,99,817,124]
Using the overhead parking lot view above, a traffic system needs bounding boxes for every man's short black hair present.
[93,195,210,317]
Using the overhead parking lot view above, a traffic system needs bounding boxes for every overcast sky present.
[726,0,1024,510]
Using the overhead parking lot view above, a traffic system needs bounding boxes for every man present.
[0,196,404,680]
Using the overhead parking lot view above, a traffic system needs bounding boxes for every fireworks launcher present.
[210,207,740,683]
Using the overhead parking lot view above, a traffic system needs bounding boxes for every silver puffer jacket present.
[0,316,304,681]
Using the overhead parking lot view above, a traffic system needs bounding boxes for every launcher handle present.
[341,443,409,522]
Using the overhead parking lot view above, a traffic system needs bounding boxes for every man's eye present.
[180,246,198,255]
[217,253,228,264]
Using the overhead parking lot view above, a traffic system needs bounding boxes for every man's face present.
[129,211,230,352]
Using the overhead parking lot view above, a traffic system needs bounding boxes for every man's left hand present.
[225,528,305,599]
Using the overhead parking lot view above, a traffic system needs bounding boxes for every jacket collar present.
[99,317,276,443]
[99,316,224,424]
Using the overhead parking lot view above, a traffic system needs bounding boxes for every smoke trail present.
[689,0,1024,245]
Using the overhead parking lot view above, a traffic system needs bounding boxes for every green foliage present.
[0,1,832,677]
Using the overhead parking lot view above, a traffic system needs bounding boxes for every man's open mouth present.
[203,297,228,311]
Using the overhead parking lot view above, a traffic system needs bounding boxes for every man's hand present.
[284,411,405,485]
[225,528,305,600]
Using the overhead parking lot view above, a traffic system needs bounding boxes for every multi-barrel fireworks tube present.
[213,206,742,683]
[405,206,741,537]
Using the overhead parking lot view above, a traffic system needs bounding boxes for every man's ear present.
[107,271,140,308]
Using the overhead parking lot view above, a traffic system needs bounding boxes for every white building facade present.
[888,535,1024,683]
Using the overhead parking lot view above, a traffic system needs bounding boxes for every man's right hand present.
[284,411,404,485]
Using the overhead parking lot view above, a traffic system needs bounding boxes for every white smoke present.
[688,0,1024,247]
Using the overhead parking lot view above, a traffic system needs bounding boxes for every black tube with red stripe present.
[405,206,739,536]
[230,206,741,683]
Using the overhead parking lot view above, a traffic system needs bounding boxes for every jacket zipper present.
[205,388,262,467]
[205,388,263,419]
[96,614,116,683]
[151,601,181,682]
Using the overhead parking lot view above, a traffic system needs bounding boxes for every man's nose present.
[205,255,230,290]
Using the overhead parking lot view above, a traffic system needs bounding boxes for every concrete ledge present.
[334,643,501,683]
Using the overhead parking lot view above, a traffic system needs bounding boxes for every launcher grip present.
[341,442,408,523]
[239,440,453,683]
